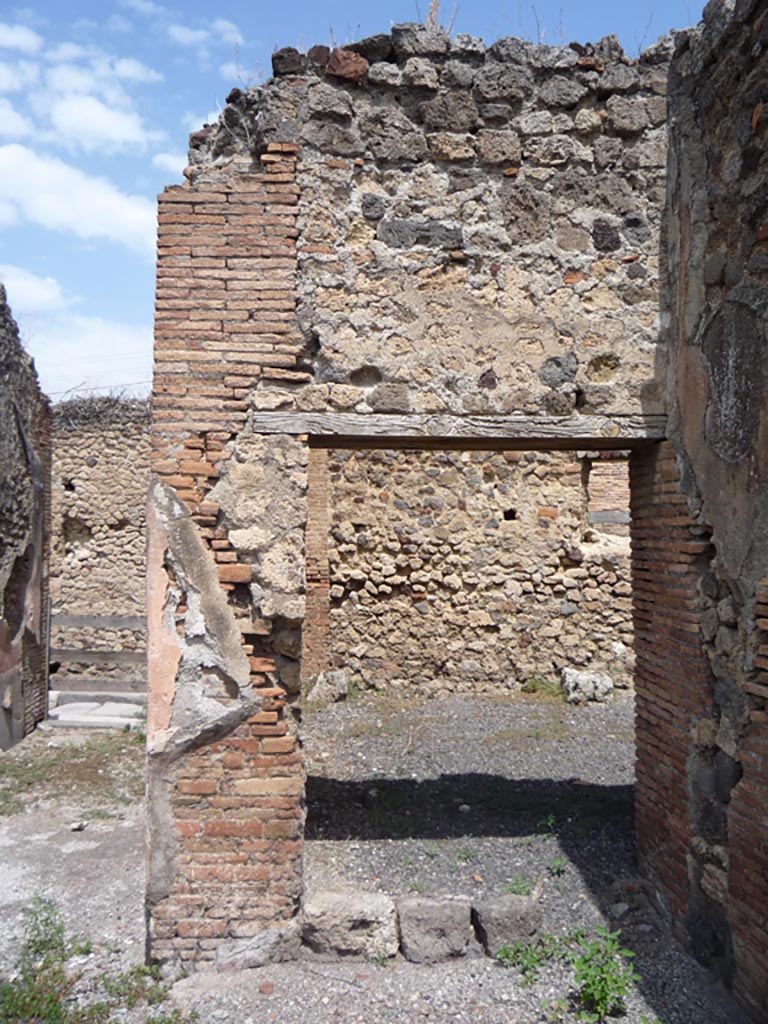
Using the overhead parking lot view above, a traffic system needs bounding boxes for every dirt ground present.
[0,694,749,1024]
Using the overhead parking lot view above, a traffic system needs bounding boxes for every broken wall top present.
[173,24,673,424]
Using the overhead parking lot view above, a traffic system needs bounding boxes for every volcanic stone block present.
[472,896,542,955]
[398,897,472,963]
[302,892,398,959]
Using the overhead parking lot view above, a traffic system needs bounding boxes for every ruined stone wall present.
[321,449,632,693]
[241,24,669,425]
[660,1,768,1017]
[147,22,670,968]
[50,399,150,687]
[0,285,50,749]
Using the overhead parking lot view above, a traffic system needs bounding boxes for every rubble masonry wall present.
[0,285,51,750]
[317,449,632,693]
[662,1,768,1016]
[50,399,150,687]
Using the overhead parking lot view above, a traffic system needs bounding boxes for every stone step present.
[49,677,147,694]
[52,691,148,707]
[47,700,146,731]
[47,716,145,731]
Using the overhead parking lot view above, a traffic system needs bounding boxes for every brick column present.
[147,145,308,966]
[630,442,714,921]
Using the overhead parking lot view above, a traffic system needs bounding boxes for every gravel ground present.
[0,693,749,1024]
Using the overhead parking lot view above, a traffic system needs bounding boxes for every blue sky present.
[0,0,702,400]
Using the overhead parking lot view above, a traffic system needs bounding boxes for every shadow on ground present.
[306,772,632,844]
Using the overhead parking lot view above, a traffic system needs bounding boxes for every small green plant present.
[502,875,532,896]
[521,677,564,701]
[423,841,439,858]
[548,854,568,877]
[371,949,390,969]
[537,813,557,838]
[639,1017,664,1024]
[572,926,640,1022]
[147,1012,199,1024]
[100,964,168,1008]
[0,896,196,1024]
[496,930,585,985]
[0,896,108,1024]
[543,995,568,1023]
[455,846,476,863]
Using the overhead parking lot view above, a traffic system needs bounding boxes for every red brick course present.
[630,442,714,921]
[149,144,305,964]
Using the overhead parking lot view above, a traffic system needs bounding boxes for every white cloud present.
[0,264,72,313]
[106,14,133,33]
[48,93,164,150]
[0,97,32,137]
[0,198,17,225]
[219,61,240,81]
[167,18,244,59]
[212,19,244,47]
[44,62,102,95]
[0,144,156,256]
[167,23,209,47]
[23,311,153,398]
[119,0,167,16]
[112,57,163,83]
[152,150,186,175]
[45,42,96,62]
[0,22,43,54]
[182,108,220,131]
[0,58,40,91]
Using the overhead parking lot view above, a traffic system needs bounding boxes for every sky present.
[0,0,703,402]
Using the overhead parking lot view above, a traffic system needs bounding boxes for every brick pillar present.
[147,144,308,966]
[630,442,714,922]
[302,447,330,682]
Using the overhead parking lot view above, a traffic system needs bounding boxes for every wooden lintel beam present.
[248,412,667,452]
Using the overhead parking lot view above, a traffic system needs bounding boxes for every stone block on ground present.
[561,668,614,704]
[302,891,398,959]
[217,920,301,971]
[305,670,348,705]
[397,897,472,963]
[471,895,542,956]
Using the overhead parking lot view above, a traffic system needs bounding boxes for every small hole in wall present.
[503,508,517,521]
[63,479,75,492]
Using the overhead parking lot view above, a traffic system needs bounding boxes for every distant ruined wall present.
[0,285,51,750]
[50,399,150,686]
[313,449,632,693]
[655,1,768,1018]
[147,20,670,970]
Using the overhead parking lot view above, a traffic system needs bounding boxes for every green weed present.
[548,854,568,877]
[520,677,564,701]
[501,875,532,896]
[100,964,168,1008]
[0,896,108,1024]
[0,733,144,816]
[0,897,196,1024]
[147,1013,199,1024]
[572,926,640,1021]
[495,929,585,985]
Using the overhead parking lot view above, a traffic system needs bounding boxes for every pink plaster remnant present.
[146,497,181,744]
